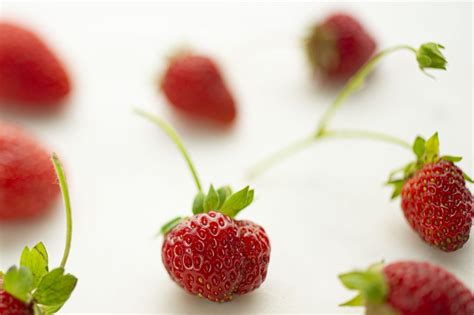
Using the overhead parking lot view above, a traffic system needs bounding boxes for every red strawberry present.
[160,53,237,125]
[305,13,376,82]
[135,111,270,302]
[0,123,59,221]
[340,261,474,315]
[388,133,473,251]
[0,290,33,315]
[0,22,71,108]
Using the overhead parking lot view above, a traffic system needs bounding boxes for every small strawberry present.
[305,13,376,82]
[387,133,473,251]
[0,123,60,221]
[0,22,71,108]
[0,154,77,314]
[160,52,237,125]
[136,110,270,302]
[339,261,474,315]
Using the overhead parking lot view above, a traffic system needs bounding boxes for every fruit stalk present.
[135,108,203,192]
[52,153,73,269]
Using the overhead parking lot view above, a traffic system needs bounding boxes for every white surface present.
[0,1,472,314]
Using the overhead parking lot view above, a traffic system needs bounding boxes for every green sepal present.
[424,132,439,162]
[20,242,49,287]
[203,185,219,212]
[220,186,255,218]
[463,172,474,184]
[33,267,77,312]
[412,136,425,159]
[217,186,232,209]
[339,263,388,307]
[441,155,462,162]
[192,192,205,214]
[3,266,34,303]
[160,216,186,235]
[416,42,447,71]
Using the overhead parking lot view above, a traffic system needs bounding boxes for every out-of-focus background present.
[0,1,472,313]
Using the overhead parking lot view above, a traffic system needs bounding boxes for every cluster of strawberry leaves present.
[161,185,255,234]
[387,132,473,199]
[0,243,77,314]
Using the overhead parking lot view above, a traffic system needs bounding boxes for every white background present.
[0,1,472,314]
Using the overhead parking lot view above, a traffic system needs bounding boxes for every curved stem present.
[135,109,203,192]
[316,45,417,134]
[321,129,411,149]
[51,153,73,269]
[247,135,316,179]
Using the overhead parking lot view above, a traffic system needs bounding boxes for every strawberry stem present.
[134,109,203,192]
[51,153,73,269]
[321,129,411,149]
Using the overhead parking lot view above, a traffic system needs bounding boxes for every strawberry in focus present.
[305,13,376,82]
[340,261,474,315]
[388,133,473,251]
[136,110,270,302]
[160,52,237,125]
[0,22,71,108]
[0,154,77,314]
[0,123,59,221]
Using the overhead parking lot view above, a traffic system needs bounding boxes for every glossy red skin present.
[401,160,473,251]
[0,22,70,107]
[307,13,376,82]
[0,290,33,315]
[0,123,59,221]
[162,211,270,302]
[161,54,236,125]
[383,261,474,315]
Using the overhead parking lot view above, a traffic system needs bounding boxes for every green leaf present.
[424,132,440,161]
[160,216,185,235]
[217,186,232,209]
[463,172,474,184]
[388,180,404,199]
[33,268,77,311]
[220,186,255,218]
[412,136,426,160]
[338,269,387,305]
[416,42,447,70]
[340,293,364,306]
[3,266,34,303]
[440,155,462,162]
[20,243,49,287]
[203,185,219,212]
[192,192,205,214]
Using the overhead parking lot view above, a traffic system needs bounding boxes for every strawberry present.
[388,133,473,251]
[305,13,376,82]
[160,52,237,125]
[0,22,71,108]
[340,261,474,315]
[0,123,59,221]
[0,154,77,314]
[136,110,270,302]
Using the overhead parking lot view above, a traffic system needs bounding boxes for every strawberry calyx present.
[339,262,389,308]
[0,154,77,315]
[387,132,473,199]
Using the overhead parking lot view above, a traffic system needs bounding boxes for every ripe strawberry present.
[0,290,33,315]
[305,13,376,82]
[160,52,237,125]
[340,261,474,315]
[0,123,59,221]
[0,22,71,108]
[136,111,270,302]
[0,154,77,313]
[388,133,473,251]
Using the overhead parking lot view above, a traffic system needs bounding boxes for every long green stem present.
[51,153,73,269]
[135,109,203,192]
[322,129,411,149]
[316,45,417,135]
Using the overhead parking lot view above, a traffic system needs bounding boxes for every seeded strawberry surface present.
[161,54,237,125]
[162,211,271,302]
[0,123,59,220]
[383,261,474,315]
[0,22,70,107]
[401,160,473,251]
[0,290,33,315]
